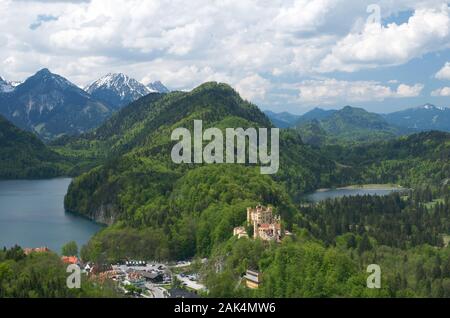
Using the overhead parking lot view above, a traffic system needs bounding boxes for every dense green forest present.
[0,246,119,297]
[300,189,450,248]
[197,184,450,297]
[324,131,450,187]
[2,81,450,298]
[202,222,450,297]
[0,115,70,179]
[64,83,342,261]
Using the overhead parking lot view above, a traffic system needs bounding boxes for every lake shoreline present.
[304,184,407,203]
[0,178,102,253]
[314,183,405,193]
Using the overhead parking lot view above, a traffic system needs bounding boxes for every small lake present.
[0,178,102,253]
[305,186,404,203]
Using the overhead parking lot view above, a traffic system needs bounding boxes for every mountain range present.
[265,104,450,145]
[2,67,449,144]
[0,69,111,140]
[296,106,410,145]
[266,105,450,132]
[85,73,169,110]
[383,104,450,132]
[0,69,169,140]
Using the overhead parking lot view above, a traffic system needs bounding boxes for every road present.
[145,282,168,298]
[176,274,207,291]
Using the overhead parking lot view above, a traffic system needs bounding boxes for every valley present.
[1,79,449,298]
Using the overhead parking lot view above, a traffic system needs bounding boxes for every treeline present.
[324,131,450,187]
[299,189,450,249]
[201,217,450,298]
[0,115,70,179]
[0,246,120,298]
[202,236,383,297]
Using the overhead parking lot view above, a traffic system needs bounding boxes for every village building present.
[61,256,79,265]
[244,270,261,289]
[23,247,49,255]
[136,270,164,283]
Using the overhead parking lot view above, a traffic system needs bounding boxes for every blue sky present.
[0,0,450,114]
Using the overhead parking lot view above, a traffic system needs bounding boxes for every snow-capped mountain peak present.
[86,73,147,94]
[85,73,152,109]
[0,76,17,93]
[418,103,446,111]
[85,73,169,109]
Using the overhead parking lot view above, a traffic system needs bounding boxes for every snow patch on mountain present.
[85,73,149,97]
[0,76,16,93]
[85,73,169,109]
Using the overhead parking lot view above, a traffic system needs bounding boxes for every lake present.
[304,186,405,203]
[0,178,102,254]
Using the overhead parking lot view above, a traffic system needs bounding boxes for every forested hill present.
[62,82,450,263]
[0,115,67,179]
[325,131,450,187]
[56,83,272,158]
[64,82,340,260]
[296,106,408,145]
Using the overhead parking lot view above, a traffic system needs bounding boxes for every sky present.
[1,0,450,114]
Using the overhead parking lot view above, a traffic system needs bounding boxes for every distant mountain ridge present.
[147,80,169,93]
[265,108,337,128]
[85,73,169,110]
[295,108,337,125]
[383,104,450,132]
[266,104,450,144]
[0,69,169,140]
[0,68,111,140]
[295,106,407,145]
[263,110,301,128]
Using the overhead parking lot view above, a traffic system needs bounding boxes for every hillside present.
[296,106,407,145]
[0,115,67,179]
[63,82,340,261]
[324,130,450,187]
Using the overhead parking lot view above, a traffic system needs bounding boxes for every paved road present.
[144,282,168,298]
[176,274,206,291]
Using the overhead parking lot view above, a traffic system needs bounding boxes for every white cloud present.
[396,83,424,97]
[319,4,450,72]
[435,61,450,79]
[431,86,450,96]
[0,0,447,110]
[298,78,423,104]
[273,0,338,32]
[235,74,270,102]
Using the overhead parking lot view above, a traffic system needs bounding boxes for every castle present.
[233,205,282,242]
